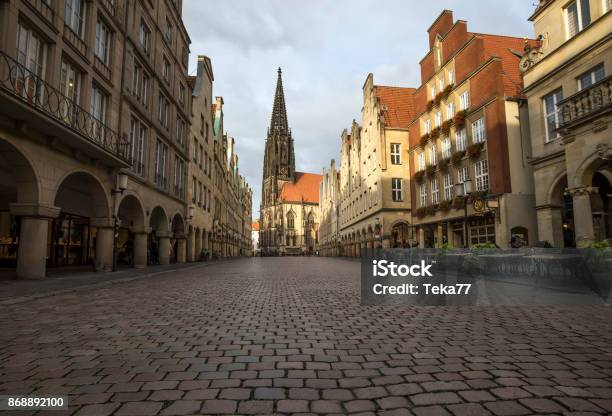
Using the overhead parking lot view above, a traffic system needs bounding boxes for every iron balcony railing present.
[0,50,130,163]
[558,74,612,130]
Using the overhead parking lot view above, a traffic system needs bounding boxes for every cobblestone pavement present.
[1,257,612,416]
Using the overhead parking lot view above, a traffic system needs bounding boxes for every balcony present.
[558,75,612,132]
[25,0,55,26]
[63,25,87,59]
[0,50,130,167]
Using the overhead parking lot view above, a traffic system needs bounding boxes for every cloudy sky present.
[183,0,536,217]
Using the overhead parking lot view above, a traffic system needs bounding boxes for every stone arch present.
[573,151,609,188]
[115,193,147,268]
[0,137,40,205]
[171,213,185,235]
[547,171,569,206]
[149,206,169,233]
[53,171,110,219]
[117,194,145,230]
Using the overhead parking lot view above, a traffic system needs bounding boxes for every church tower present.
[262,68,295,207]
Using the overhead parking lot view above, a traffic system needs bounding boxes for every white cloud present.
[183,0,535,216]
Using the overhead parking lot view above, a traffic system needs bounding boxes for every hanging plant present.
[451,150,466,164]
[420,134,430,147]
[434,93,443,106]
[416,207,429,218]
[438,158,450,172]
[430,127,441,139]
[441,120,453,135]
[427,100,434,111]
[439,200,451,211]
[415,170,425,183]
[467,142,485,158]
[441,84,454,99]
[453,110,468,127]
[452,195,466,210]
[426,164,437,177]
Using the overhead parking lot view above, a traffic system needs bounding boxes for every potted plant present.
[438,157,450,172]
[439,200,451,211]
[467,142,485,158]
[451,150,466,165]
[414,170,425,183]
[430,127,441,139]
[452,195,466,210]
[416,207,429,218]
[441,119,452,135]
[427,100,434,111]
[434,93,443,106]
[427,205,437,216]
[441,84,454,99]
[453,110,468,127]
[420,134,429,147]
[426,164,437,177]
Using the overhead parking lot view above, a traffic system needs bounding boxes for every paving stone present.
[277,399,310,413]
[200,399,237,414]
[484,401,531,416]
[377,396,410,409]
[410,392,462,406]
[344,399,376,412]
[447,403,492,416]
[518,398,566,413]
[237,400,274,414]
[73,403,120,416]
[311,399,343,413]
[115,401,163,416]
[254,386,285,399]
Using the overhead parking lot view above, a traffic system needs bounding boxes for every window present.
[606,0,612,12]
[458,166,468,184]
[472,118,486,143]
[390,143,401,165]
[287,212,295,229]
[419,183,428,207]
[444,174,453,201]
[565,0,591,39]
[90,86,107,139]
[179,83,185,104]
[418,152,425,171]
[435,111,442,128]
[132,60,149,105]
[192,139,198,163]
[448,69,454,85]
[129,117,146,176]
[470,216,496,246]
[207,190,211,211]
[64,0,85,37]
[158,94,169,127]
[577,64,605,90]
[154,140,168,189]
[446,102,455,120]
[424,119,431,134]
[543,89,563,142]
[173,156,185,197]
[431,179,439,205]
[95,20,111,65]
[430,143,437,165]
[475,159,489,191]
[442,137,451,159]
[456,128,467,151]
[192,177,197,203]
[439,79,445,92]
[431,85,437,99]
[16,23,47,99]
[139,21,151,53]
[391,178,403,202]
[162,56,170,82]
[176,116,186,145]
[460,91,470,110]
[165,17,174,43]
[201,148,205,169]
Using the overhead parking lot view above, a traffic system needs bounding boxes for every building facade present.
[522,0,611,247]
[319,74,417,256]
[259,69,322,256]
[408,10,538,248]
[0,0,251,279]
[318,160,340,256]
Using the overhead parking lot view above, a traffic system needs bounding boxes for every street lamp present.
[454,178,473,248]
[112,173,129,272]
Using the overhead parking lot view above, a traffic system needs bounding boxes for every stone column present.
[177,237,187,263]
[133,230,148,269]
[187,231,195,262]
[382,237,391,249]
[158,231,171,265]
[436,224,444,248]
[418,228,425,248]
[568,186,597,247]
[536,207,563,247]
[10,203,60,279]
[95,227,114,272]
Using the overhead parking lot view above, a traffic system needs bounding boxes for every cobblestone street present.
[2,257,612,415]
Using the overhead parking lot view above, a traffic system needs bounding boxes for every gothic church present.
[260,69,322,256]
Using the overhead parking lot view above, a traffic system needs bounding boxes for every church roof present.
[252,221,260,231]
[281,172,323,204]
[375,86,416,128]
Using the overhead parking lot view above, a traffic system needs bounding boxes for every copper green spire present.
[270,67,289,134]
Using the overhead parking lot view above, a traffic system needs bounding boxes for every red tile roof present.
[252,221,260,231]
[280,172,323,204]
[375,86,417,128]
[479,34,538,97]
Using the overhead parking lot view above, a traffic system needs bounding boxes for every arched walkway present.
[149,206,169,265]
[117,194,147,268]
[0,138,48,278]
[51,171,111,271]
[171,213,186,263]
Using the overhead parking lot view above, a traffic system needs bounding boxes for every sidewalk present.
[0,261,221,305]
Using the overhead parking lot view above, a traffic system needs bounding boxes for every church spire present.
[270,67,289,134]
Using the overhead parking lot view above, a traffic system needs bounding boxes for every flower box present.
[426,100,434,111]
[438,158,450,171]
[430,127,441,139]
[420,134,429,147]
[416,207,429,217]
[441,84,454,99]
[467,142,485,158]
[452,196,466,210]
[439,200,451,211]
[451,150,466,164]
[414,170,425,183]
[453,110,468,127]
[434,93,443,106]
[426,164,437,177]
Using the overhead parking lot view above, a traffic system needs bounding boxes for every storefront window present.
[469,215,496,246]
[48,213,94,267]
[0,212,20,267]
